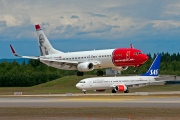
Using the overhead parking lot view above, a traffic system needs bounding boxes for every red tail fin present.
[35,24,41,31]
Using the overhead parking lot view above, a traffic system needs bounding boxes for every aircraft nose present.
[143,54,149,63]
[76,83,80,89]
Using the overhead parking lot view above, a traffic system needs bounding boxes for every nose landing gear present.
[134,67,138,72]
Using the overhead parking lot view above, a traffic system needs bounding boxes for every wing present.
[40,58,100,67]
[10,45,101,67]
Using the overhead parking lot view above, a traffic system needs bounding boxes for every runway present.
[0,92,180,120]
[0,91,180,108]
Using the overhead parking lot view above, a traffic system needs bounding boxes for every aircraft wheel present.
[112,89,116,93]
[97,70,103,76]
[77,71,84,76]
[124,89,129,93]
[100,70,103,76]
[97,71,100,76]
[134,68,138,72]
[83,91,87,94]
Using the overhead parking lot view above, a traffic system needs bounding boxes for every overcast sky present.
[0,0,180,58]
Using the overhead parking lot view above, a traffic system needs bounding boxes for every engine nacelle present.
[112,66,128,71]
[115,85,127,92]
[77,62,94,72]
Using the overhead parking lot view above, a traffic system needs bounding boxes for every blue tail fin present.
[141,54,161,76]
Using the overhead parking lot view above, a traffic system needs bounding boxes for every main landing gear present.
[77,70,103,76]
[124,89,129,93]
[97,70,103,76]
[77,71,84,76]
[111,89,129,93]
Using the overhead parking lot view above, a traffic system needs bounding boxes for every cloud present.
[71,15,79,19]
[0,0,180,58]
[87,12,107,18]
[0,0,180,43]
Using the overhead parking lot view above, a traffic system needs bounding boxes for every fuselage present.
[40,48,148,70]
[76,76,156,91]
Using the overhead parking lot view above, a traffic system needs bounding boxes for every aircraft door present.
[89,80,93,86]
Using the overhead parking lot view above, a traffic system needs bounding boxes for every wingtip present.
[10,44,18,56]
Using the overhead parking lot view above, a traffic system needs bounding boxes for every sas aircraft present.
[76,54,162,93]
[10,24,148,76]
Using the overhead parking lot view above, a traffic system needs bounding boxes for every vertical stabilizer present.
[141,54,161,76]
[35,24,63,55]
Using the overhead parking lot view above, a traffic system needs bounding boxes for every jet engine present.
[113,66,128,71]
[77,62,94,71]
[115,85,127,92]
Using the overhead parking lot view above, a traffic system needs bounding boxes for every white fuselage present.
[40,49,115,70]
[76,76,156,91]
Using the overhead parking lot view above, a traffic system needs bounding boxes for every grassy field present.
[0,75,179,95]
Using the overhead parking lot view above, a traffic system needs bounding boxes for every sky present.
[0,0,180,58]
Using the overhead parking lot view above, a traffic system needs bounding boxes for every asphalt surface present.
[0,91,180,108]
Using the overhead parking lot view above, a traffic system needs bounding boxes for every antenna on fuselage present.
[130,44,134,49]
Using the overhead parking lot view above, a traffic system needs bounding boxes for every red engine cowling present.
[115,85,127,92]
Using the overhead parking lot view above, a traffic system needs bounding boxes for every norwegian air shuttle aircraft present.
[10,24,148,76]
[76,54,162,93]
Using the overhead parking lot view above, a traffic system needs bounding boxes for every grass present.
[0,75,179,95]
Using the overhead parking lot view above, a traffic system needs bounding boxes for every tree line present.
[0,52,179,87]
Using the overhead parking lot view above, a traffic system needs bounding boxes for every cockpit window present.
[138,51,143,54]
[134,51,143,55]
[79,81,85,83]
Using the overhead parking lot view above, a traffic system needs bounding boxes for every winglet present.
[10,45,18,56]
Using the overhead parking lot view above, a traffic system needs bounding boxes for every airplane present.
[10,24,148,76]
[76,54,162,93]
